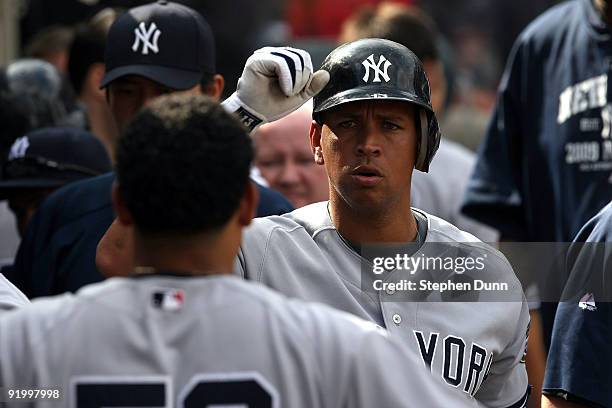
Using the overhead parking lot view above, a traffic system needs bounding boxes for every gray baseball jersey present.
[0,274,480,408]
[236,202,530,407]
[0,202,20,266]
[0,273,29,311]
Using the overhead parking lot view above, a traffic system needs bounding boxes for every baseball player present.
[234,38,530,408]
[99,39,530,407]
[339,3,499,243]
[338,5,546,400]
[542,200,612,408]
[0,94,480,408]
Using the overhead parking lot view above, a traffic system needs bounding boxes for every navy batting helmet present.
[313,38,441,172]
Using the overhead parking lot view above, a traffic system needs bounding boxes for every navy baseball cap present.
[100,0,216,90]
[0,127,111,199]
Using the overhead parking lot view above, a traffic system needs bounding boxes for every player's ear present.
[87,63,106,98]
[111,182,134,226]
[202,74,225,101]
[310,120,324,165]
[238,180,259,227]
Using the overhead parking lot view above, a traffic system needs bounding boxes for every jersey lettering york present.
[413,331,492,397]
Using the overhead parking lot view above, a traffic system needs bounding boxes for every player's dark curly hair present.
[116,94,253,236]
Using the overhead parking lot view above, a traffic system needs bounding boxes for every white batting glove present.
[222,46,330,133]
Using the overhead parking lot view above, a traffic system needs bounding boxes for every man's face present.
[107,75,200,132]
[255,108,328,208]
[312,100,416,214]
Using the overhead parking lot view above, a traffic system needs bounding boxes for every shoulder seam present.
[256,224,303,281]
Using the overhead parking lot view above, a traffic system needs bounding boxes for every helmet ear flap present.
[414,109,429,172]
[414,109,441,173]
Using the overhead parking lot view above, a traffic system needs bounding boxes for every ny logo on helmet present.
[132,22,161,55]
[362,54,392,83]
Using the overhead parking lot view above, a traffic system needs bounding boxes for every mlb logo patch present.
[152,289,185,311]
[578,293,597,311]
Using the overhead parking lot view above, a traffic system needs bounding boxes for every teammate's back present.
[0,274,479,407]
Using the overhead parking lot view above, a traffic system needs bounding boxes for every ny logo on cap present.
[132,22,161,55]
[362,54,392,83]
[8,137,29,160]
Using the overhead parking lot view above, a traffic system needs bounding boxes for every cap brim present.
[0,179,67,200]
[100,65,203,90]
[314,86,433,115]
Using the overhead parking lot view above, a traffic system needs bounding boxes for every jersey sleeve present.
[234,218,286,281]
[234,220,273,280]
[461,36,530,241]
[475,299,530,408]
[543,207,612,407]
[0,295,73,391]
[543,300,612,407]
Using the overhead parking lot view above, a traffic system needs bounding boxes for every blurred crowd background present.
[0,0,562,274]
[1,0,558,150]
